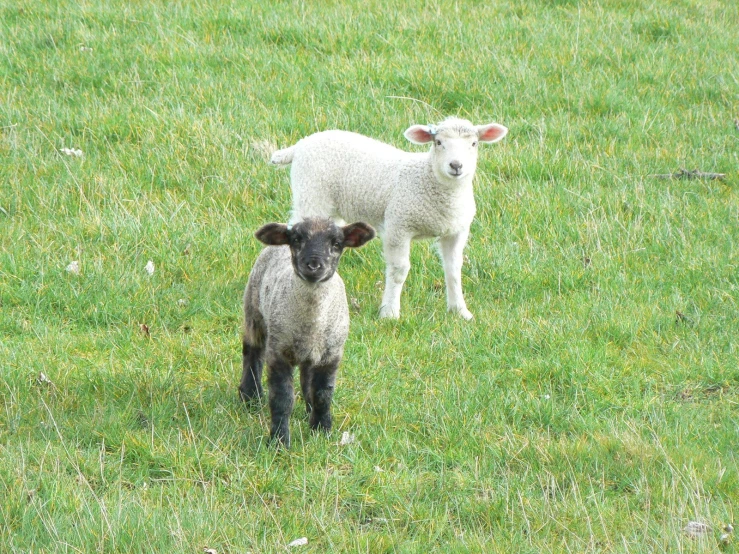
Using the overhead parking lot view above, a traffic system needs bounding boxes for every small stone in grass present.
[37,372,53,385]
[287,537,308,547]
[721,523,735,544]
[684,521,710,539]
[145,260,155,275]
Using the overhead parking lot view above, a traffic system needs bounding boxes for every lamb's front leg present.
[266,356,295,447]
[307,360,339,433]
[299,361,313,415]
[380,238,411,319]
[439,229,473,320]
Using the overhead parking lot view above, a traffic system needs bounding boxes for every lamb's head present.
[404,117,508,183]
[255,218,376,284]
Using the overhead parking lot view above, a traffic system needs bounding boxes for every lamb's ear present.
[255,223,290,246]
[342,222,376,248]
[476,123,508,143]
[404,125,435,145]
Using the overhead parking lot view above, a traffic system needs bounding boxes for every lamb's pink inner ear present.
[342,223,376,248]
[477,124,508,143]
[404,125,435,144]
[255,224,289,246]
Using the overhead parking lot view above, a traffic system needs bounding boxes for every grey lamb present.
[239,217,375,447]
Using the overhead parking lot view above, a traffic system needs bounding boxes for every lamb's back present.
[290,131,428,227]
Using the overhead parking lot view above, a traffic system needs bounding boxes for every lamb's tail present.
[270,145,296,166]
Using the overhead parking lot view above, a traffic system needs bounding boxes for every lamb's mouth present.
[297,269,331,283]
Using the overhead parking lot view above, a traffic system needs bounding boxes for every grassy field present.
[1,0,738,551]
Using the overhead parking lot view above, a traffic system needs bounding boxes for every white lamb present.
[270,117,508,320]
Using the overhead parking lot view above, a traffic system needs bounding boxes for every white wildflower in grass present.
[339,432,355,446]
[287,537,308,547]
[60,147,83,157]
[80,46,93,52]
[145,260,155,275]
[65,260,80,274]
[177,298,187,307]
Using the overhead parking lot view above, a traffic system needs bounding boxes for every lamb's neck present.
[423,162,474,196]
[289,273,335,321]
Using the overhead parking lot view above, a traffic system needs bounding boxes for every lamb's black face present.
[288,219,346,283]
[254,218,376,284]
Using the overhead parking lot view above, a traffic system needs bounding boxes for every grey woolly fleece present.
[243,246,349,367]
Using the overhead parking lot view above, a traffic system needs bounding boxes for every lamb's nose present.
[450,160,463,172]
[306,259,323,272]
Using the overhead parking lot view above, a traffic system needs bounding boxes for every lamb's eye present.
[435,139,442,146]
[333,242,343,251]
[472,141,478,147]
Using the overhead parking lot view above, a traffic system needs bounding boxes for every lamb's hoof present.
[238,386,263,405]
[450,307,474,320]
[270,428,291,449]
[379,305,400,319]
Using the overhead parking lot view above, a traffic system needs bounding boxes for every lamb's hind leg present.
[239,338,264,402]
[379,238,411,319]
[439,229,473,320]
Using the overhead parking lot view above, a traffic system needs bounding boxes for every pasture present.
[1,0,738,551]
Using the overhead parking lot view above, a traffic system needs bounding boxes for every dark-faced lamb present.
[270,117,508,320]
[239,217,376,447]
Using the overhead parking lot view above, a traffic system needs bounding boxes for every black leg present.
[299,362,313,415]
[239,339,264,402]
[308,361,339,433]
[267,357,295,447]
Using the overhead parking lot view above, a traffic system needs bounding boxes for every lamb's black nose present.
[306,259,323,272]
[450,160,462,172]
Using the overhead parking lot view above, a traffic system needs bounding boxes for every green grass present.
[1,0,738,551]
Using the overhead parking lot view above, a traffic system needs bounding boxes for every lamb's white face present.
[404,118,509,184]
[431,132,480,181]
